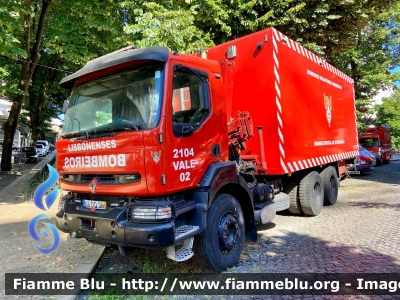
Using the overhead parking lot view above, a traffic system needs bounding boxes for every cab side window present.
[172,66,210,137]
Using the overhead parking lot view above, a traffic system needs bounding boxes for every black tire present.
[299,171,324,216]
[194,193,245,271]
[320,166,339,206]
[285,180,302,215]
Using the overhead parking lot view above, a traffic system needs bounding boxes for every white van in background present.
[35,144,46,156]
[36,140,49,155]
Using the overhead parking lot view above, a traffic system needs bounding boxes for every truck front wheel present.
[299,171,324,216]
[194,193,245,271]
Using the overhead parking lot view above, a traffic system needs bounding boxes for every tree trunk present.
[30,129,40,147]
[1,95,27,170]
[0,0,51,171]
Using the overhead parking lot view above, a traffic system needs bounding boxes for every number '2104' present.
[173,148,194,158]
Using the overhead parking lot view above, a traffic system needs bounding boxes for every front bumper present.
[27,155,38,162]
[56,194,206,248]
[56,203,175,247]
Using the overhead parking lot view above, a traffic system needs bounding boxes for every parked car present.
[35,144,46,156]
[36,140,49,155]
[347,145,376,174]
[0,140,19,151]
[18,146,39,163]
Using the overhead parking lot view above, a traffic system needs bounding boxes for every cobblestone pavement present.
[76,158,400,299]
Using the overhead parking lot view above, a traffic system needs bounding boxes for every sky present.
[393,66,400,87]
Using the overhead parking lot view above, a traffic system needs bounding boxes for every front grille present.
[81,174,116,184]
[61,173,141,185]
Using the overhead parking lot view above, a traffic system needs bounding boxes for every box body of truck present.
[206,28,359,175]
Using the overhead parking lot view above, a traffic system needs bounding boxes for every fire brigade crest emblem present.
[324,94,332,127]
[151,151,161,164]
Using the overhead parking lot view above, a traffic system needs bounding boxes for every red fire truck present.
[56,28,358,271]
[359,125,392,165]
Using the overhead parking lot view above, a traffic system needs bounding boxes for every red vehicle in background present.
[347,145,376,174]
[359,125,392,165]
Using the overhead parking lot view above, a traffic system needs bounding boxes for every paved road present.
[78,158,400,298]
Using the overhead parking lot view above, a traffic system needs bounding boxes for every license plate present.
[82,200,107,210]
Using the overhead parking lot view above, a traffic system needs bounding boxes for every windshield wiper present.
[61,132,88,140]
[61,123,147,140]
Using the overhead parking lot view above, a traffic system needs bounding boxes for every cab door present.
[165,63,222,193]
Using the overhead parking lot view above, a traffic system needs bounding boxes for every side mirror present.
[62,99,70,114]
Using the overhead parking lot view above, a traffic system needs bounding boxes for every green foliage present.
[0,1,27,59]
[140,257,164,273]
[0,0,399,155]
[121,0,398,57]
[375,89,400,148]
[121,1,214,53]
[45,1,125,65]
[96,111,112,126]
[1,0,125,147]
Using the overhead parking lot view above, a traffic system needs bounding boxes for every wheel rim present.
[313,181,323,207]
[217,213,240,254]
[329,175,337,195]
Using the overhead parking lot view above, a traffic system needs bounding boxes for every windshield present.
[360,138,378,147]
[62,63,163,136]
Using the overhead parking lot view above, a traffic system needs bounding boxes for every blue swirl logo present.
[33,164,59,211]
[28,164,60,254]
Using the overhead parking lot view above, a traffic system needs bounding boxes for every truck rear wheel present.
[194,193,245,271]
[321,166,338,206]
[299,171,324,216]
[285,180,302,215]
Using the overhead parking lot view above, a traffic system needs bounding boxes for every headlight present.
[117,174,141,184]
[130,206,172,220]
[355,157,361,165]
[61,174,76,182]
[360,160,366,164]
[58,193,74,212]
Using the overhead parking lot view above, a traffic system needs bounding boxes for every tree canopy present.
[0,0,124,170]
[121,0,397,58]
[331,1,400,129]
